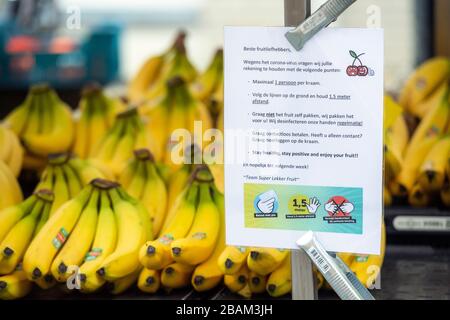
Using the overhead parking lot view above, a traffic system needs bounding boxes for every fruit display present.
[0,30,392,300]
[385,57,450,207]
[4,84,74,170]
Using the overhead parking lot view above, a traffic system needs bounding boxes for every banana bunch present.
[0,124,23,177]
[389,89,449,201]
[0,160,23,211]
[72,83,123,159]
[118,148,168,236]
[36,153,108,215]
[91,107,158,177]
[129,31,192,104]
[399,57,450,119]
[138,166,225,293]
[22,179,152,294]
[0,189,54,276]
[141,76,212,171]
[4,84,74,169]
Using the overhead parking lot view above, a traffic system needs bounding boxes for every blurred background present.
[0,0,448,95]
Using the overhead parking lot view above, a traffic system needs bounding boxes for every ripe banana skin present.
[139,182,198,270]
[120,149,167,237]
[218,246,249,275]
[50,189,100,282]
[248,271,267,294]
[247,248,289,276]
[128,31,187,104]
[161,262,195,289]
[266,252,291,298]
[399,57,450,113]
[73,84,121,159]
[0,124,24,177]
[0,160,23,211]
[23,185,93,280]
[191,188,225,292]
[171,181,220,266]
[417,135,450,193]
[97,188,146,281]
[79,190,118,293]
[0,268,32,300]
[191,48,223,102]
[408,183,430,208]
[0,190,53,275]
[108,267,142,295]
[138,268,161,294]
[224,263,249,293]
[34,274,56,290]
[384,113,409,184]
[0,194,37,244]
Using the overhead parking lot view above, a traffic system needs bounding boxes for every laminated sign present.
[224,27,384,254]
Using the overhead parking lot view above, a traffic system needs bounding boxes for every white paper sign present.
[224,27,384,255]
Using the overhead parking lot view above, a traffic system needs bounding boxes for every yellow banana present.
[108,267,141,295]
[23,185,93,280]
[410,81,449,119]
[266,252,291,297]
[384,114,409,183]
[0,190,53,275]
[171,180,220,266]
[165,165,192,222]
[79,190,118,293]
[408,183,430,208]
[34,274,56,290]
[139,150,168,236]
[218,246,250,276]
[399,57,450,112]
[0,125,23,177]
[224,263,249,293]
[248,271,267,294]
[0,194,37,243]
[0,268,32,300]
[97,187,145,281]
[62,163,83,198]
[191,188,225,292]
[390,137,440,197]
[417,135,450,192]
[191,48,223,102]
[128,31,188,104]
[51,189,99,282]
[50,165,71,216]
[384,186,392,207]
[0,160,23,209]
[137,268,161,294]
[247,247,289,276]
[160,262,194,289]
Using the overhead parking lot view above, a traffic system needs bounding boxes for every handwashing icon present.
[255,190,279,214]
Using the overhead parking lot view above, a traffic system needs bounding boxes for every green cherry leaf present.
[349,50,358,58]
